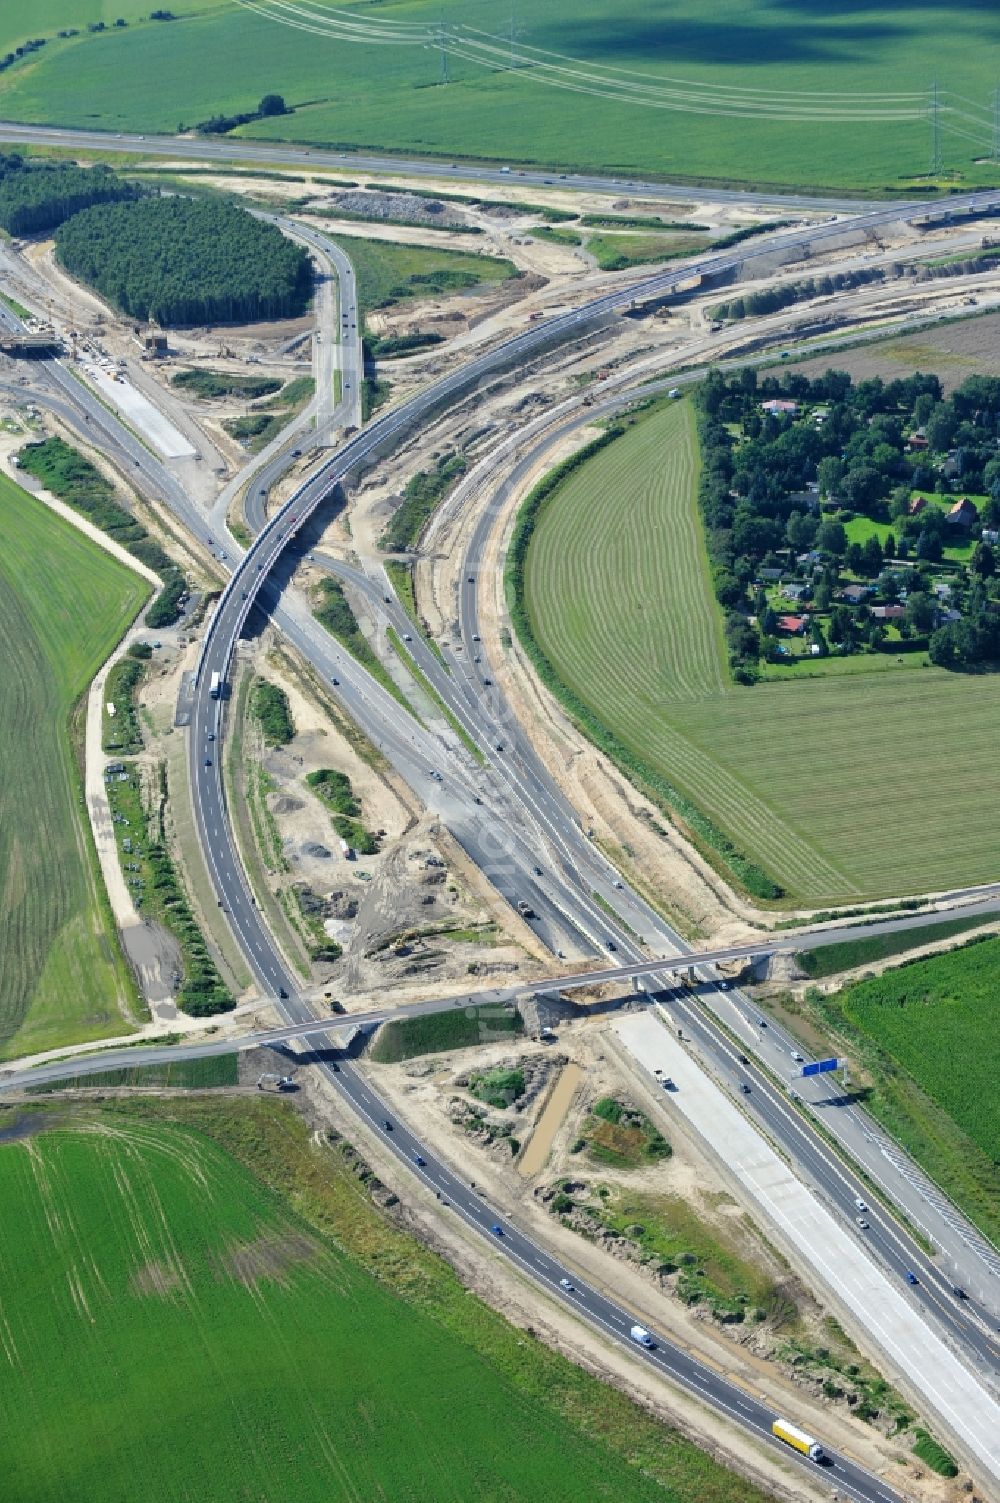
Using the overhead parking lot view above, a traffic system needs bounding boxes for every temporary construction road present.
[3,166,1000,1490]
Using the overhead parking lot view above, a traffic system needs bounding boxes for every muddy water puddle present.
[518,1061,584,1178]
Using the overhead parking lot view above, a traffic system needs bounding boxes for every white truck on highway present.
[771,1419,824,1462]
[629,1324,654,1348]
[209,671,223,700]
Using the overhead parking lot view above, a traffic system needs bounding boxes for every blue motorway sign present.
[800,1057,840,1077]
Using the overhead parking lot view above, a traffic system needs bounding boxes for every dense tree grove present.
[55,195,313,326]
[0,154,140,236]
[694,367,1000,677]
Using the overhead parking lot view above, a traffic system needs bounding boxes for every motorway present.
[0,121,888,213]
[187,180,1000,1003]
[3,153,1000,1489]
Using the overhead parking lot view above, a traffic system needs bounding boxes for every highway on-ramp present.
[3,177,999,1488]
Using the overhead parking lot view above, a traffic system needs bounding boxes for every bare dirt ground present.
[237,648,544,1010]
[316,1022,959,1503]
[796,308,1000,390]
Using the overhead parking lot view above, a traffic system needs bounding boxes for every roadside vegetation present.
[223,375,314,451]
[29,1055,239,1092]
[549,1178,785,1325]
[0,1094,774,1502]
[102,644,150,755]
[305,767,379,856]
[0,473,146,1060]
[312,575,414,715]
[370,1005,523,1062]
[360,373,391,423]
[586,230,708,271]
[250,677,294,747]
[365,330,444,358]
[577,1096,671,1167]
[799,934,1000,1242]
[381,449,467,552]
[387,628,483,761]
[797,914,996,979]
[911,1430,959,1477]
[18,437,186,627]
[467,1065,525,1109]
[171,367,283,400]
[330,235,516,320]
[108,762,233,1017]
[55,194,312,326]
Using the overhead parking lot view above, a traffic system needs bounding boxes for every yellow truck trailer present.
[772,1419,825,1462]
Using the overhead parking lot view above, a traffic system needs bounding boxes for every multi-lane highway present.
[4,154,1000,1489]
[188,180,1000,999]
[0,121,885,213]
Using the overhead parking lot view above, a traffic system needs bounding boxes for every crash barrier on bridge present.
[340,312,623,481]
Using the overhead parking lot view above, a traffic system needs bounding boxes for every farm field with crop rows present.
[2,2,999,192]
[522,400,1000,903]
[0,1099,769,1503]
[0,475,147,1060]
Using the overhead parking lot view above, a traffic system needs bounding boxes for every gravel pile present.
[327,190,468,228]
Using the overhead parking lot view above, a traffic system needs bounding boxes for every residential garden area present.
[696,368,1000,680]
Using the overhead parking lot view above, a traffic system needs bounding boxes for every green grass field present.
[797,915,996,979]
[0,475,147,1060]
[521,400,1000,903]
[370,1003,523,1062]
[1,3,997,192]
[329,234,515,321]
[812,938,1000,1242]
[586,231,708,271]
[0,1097,771,1503]
[29,1054,239,1092]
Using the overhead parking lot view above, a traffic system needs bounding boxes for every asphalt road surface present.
[0,121,886,212]
[3,178,998,1484]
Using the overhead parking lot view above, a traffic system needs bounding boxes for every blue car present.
[905,1270,919,1286]
[491,1224,504,1237]
[413,1154,426,1167]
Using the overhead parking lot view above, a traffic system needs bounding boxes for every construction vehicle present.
[256,1073,296,1092]
[771,1419,824,1462]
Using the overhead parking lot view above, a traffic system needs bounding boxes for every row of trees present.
[194,92,290,136]
[55,195,313,326]
[0,155,139,236]
[17,438,186,627]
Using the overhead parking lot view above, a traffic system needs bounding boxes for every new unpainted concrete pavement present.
[613,1010,1000,1488]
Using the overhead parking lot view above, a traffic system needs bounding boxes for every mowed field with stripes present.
[523,401,1000,903]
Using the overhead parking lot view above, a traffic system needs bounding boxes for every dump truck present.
[771,1420,824,1462]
